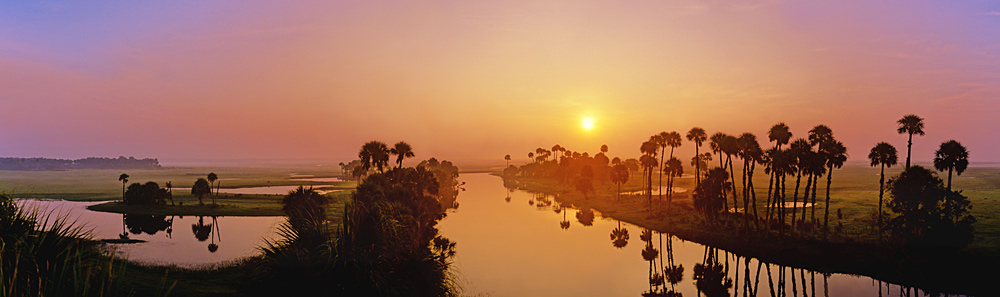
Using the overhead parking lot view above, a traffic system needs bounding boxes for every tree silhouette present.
[360,141,390,173]
[663,157,683,208]
[820,140,847,233]
[390,141,415,169]
[611,164,629,201]
[601,144,609,154]
[504,154,511,168]
[897,114,925,168]
[118,173,129,201]
[576,208,595,226]
[610,221,630,248]
[738,133,762,224]
[663,132,682,205]
[192,178,212,205]
[694,167,730,223]
[869,142,898,223]
[165,181,174,206]
[887,166,976,248]
[933,140,969,191]
[653,133,667,202]
[207,172,218,205]
[767,123,792,225]
[641,140,659,205]
[688,127,708,188]
[789,139,811,229]
[191,216,213,241]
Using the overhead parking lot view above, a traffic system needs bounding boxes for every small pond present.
[15,199,283,267]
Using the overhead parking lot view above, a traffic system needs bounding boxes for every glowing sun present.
[581,117,595,131]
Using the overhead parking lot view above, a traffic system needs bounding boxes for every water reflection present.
[437,174,969,297]
[124,214,172,235]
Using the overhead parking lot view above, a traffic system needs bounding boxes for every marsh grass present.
[1,194,126,297]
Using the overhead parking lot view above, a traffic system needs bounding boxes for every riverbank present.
[87,191,351,218]
[503,175,996,296]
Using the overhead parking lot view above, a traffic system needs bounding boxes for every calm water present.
[16,199,283,267]
[438,174,961,297]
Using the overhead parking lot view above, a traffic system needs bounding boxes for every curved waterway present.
[15,199,283,267]
[438,174,965,297]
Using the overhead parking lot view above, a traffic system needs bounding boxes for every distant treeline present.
[0,156,161,171]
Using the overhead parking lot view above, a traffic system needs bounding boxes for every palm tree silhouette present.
[559,208,570,230]
[897,114,925,168]
[610,164,629,201]
[359,141,390,173]
[118,173,129,201]
[208,216,221,253]
[738,133,762,223]
[504,154,511,168]
[652,133,667,202]
[767,123,792,223]
[868,142,898,221]
[600,144,609,154]
[165,181,174,206]
[192,216,213,242]
[663,157,683,208]
[820,140,847,233]
[640,140,659,205]
[390,141,415,169]
[789,139,810,229]
[663,132,682,205]
[192,178,212,205]
[207,172,218,205]
[688,127,708,188]
[933,140,969,190]
[610,221,629,248]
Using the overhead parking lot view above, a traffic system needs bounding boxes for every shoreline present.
[501,174,995,296]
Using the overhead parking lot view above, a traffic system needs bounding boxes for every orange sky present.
[1,1,999,164]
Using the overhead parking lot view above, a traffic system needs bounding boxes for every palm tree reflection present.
[693,247,732,297]
[192,216,213,242]
[610,221,629,249]
[208,216,221,253]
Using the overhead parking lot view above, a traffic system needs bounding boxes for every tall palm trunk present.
[667,147,676,205]
[780,173,787,236]
[878,163,885,217]
[947,167,954,190]
[728,154,738,214]
[791,170,802,229]
[766,170,774,223]
[749,162,758,221]
[905,133,913,168]
[811,173,820,224]
[659,146,666,203]
[824,165,834,233]
[695,146,702,188]
[802,173,813,227]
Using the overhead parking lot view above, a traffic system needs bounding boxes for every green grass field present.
[0,166,355,201]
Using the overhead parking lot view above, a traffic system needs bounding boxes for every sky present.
[1,1,999,165]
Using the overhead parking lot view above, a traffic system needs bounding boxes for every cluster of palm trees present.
[869,115,970,230]
[356,141,415,177]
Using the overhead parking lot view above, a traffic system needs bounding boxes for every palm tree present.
[551,145,564,163]
[611,221,629,248]
[897,114,925,168]
[192,178,212,206]
[720,134,740,212]
[663,157,683,207]
[687,127,708,188]
[709,133,728,169]
[528,152,534,163]
[165,181,174,206]
[641,140,659,205]
[738,133,761,222]
[868,142,898,219]
[118,173,129,201]
[933,140,969,190]
[663,132,683,203]
[611,164,629,201]
[788,139,811,228]
[767,123,792,220]
[652,133,667,202]
[359,141,390,172]
[390,141,415,169]
[207,172,218,205]
[601,144,609,154]
[821,140,847,232]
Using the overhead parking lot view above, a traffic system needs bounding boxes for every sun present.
[581,117,595,131]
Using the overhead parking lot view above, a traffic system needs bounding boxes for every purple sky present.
[1,1,999,164]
